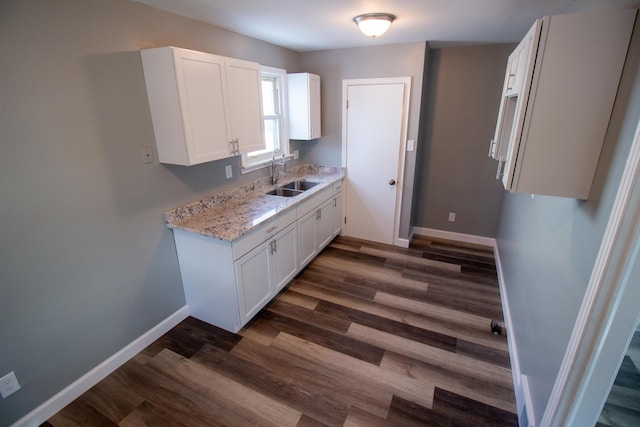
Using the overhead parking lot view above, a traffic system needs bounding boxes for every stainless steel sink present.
[280,180,319,191]
[265,188,303,197]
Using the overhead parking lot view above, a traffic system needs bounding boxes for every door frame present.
[341,77,412,247]
[541,116,640,426]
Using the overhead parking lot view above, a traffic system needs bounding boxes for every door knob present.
[389,179,396,186]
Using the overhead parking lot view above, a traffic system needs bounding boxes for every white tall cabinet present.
[140,47,265,166]
[490,9,636,199]
[288,73,321,140]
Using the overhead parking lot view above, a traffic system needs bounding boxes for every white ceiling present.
[134,0,639,51]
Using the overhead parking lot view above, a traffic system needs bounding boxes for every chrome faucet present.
[271,153,287,185]
[271,154,279,185]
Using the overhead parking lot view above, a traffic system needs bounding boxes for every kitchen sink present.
[280,180,319,191]
[265,188,303,197]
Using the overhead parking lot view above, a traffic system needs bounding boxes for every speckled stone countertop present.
[164,164,344,242]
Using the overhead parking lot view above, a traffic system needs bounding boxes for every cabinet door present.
[226,58,266,154]
[141,47,233,165]
[317,200,333,250]
[298,209,318,269]
[331,192,343,238]
[288,73,321,140]
[309,74,321,139]
[271,223,298,292]
[234,241,272,325]
[175,50,233,164]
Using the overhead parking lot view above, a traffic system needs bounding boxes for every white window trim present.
[241,66,290,173]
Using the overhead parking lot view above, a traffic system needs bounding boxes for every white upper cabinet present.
[489,21,540,162]
[288,73,321,140]
[140,47,265,166]
[225,57,267,155]
[490,9,636,199]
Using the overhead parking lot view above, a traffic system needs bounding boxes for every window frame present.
[241,66,290,173]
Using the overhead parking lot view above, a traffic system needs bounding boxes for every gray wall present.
[414,44,512,238]
[496,18,640,423]
[296,42,427,239]
[0,0,299,424]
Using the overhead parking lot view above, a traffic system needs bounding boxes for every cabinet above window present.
[140,46,265,166]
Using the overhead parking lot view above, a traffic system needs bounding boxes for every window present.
[242,66,289,171]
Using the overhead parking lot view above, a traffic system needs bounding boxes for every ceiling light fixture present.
[353,13,397,38]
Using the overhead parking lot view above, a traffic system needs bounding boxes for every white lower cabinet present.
[317,201,333,249]
[235,222,297,325]
[234,241,271,325]
[296,182,343,270]
[173,178,343,333]
[173,208,296,332]
[298,208,318,268]
[331,181,343,238]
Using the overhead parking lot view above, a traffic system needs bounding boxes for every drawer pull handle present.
[266,226,278,234]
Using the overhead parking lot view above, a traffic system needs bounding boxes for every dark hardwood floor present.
[598,329,640,427]
[45,235,517,426]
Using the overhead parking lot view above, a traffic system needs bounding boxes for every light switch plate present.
[225,165,233,179]
[293,150,299,160]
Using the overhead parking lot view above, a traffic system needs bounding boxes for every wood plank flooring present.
[597,329,640,427]
[45,235,517,426]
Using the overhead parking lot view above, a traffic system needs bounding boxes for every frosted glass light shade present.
[353,13,396,38]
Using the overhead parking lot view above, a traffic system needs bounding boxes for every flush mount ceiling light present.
[353,13,397,38]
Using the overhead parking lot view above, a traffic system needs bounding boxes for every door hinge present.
[346,100,349,109]
[344,217,347,224]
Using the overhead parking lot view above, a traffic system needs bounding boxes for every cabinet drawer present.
[296,186,333,219]
[333,180,343,194]
[232,209,296,260]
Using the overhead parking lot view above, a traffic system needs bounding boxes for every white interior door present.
[343,79,409,245]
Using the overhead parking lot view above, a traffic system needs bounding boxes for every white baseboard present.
[13,306,189,427]
[518,375,536,427]
[494,244,533,425]
[412,226,496,247]
[395,237,410,248]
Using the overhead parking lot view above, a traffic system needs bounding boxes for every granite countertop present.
[164,164,345,242]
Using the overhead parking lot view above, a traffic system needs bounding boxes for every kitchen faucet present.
[271,153,287,185]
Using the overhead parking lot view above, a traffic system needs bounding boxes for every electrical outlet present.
[142,145,154,164]
[407,139,415,151]
[293,150,299,160]
[225,165,233,179]
[448,212,456,222]
[0,371,21,399]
